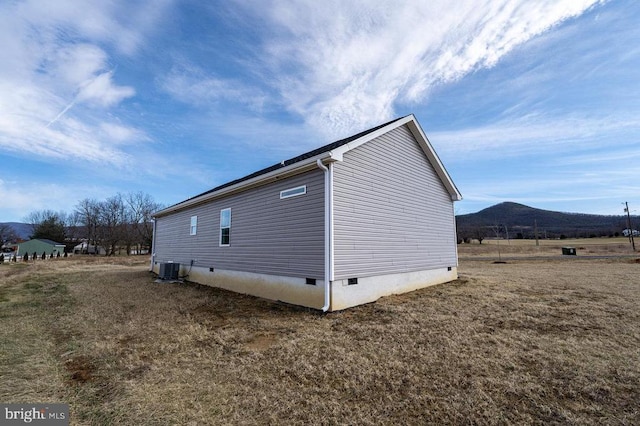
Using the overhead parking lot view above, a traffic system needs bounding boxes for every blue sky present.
[1,0,638,222]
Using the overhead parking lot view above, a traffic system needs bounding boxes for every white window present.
[280,185,307,199]
[220,208,231,246]
[190,216,197,235]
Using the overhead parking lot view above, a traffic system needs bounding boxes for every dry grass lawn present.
[1,252,639,425]
[458,236,637,258]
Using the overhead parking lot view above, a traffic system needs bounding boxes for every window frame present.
[219,208,231,246]
[280,185,307,199]
[190,215,198,236]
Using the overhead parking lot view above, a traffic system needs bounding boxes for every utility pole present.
[534,219,539,246]
[624,202,636,251]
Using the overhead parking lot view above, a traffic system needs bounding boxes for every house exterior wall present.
[332,124,458,281]
[154,169,325,280]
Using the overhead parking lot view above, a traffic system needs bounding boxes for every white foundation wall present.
[151,264,456,311]
[329,267,458,311]
[153,264,325,310]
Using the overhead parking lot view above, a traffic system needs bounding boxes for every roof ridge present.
[28,238,65,245]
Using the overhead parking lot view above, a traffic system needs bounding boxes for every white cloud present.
[0,179,106,222]
[456,165,640,216]
[0,75,139,164]
[242,0,605,138]
[557,148,640,166]
[99,122,147,145]
[76,71,135,107]
[0,0,169,166]
[160,62,267,111]
[52,44,109,87]
[430,113,640,159]
[8,0,174,56]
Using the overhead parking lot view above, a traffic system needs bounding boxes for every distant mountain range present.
[456,202,638,239]
[0,222,34,240]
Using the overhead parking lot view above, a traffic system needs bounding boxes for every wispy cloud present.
[76,71,136,107]
[0,0,172,165]
[458,166,640,213]
[160,62,267,111]
[433,107,640,214]
[0,178,110,221]
[241,0,605,138]
[430,113,640,159]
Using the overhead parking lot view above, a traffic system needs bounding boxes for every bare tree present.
[64,210,83,247]
[71,192,163,256]
[0,224,18,247]
[75,199,101,254]
[126,192,162,254]
[491,223,504,261]
[472,225,486,244]
[97,194,128,256]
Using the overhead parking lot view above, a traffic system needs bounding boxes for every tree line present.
[22,192,163,256]
[456,222,632,244]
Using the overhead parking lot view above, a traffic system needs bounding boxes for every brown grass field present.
[1,241,639,425]
[458,236,638,259]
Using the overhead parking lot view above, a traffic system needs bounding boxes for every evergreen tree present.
[26,210,67,243]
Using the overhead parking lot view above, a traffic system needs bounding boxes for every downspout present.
[317,159,332,312]
[150,218,157,272]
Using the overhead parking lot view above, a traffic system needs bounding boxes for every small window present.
[348,278,358,285]
[280,185,307,199]
[220,208,231,246]
[190,216,197,235]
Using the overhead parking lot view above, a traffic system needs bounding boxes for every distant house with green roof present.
[15,239,66,258]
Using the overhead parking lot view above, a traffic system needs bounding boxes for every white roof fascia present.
[155,152,336,217]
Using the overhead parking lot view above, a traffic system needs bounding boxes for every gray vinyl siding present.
[154,170,325,278]
[332,124,457,280]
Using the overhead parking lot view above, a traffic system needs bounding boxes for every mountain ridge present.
[456,202,638,239]
[0,222,34,240]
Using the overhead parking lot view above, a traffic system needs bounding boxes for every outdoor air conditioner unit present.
[159,262,180,280]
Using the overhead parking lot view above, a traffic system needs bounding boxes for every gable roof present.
[18,238,65,247]
[155,114,461,217]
